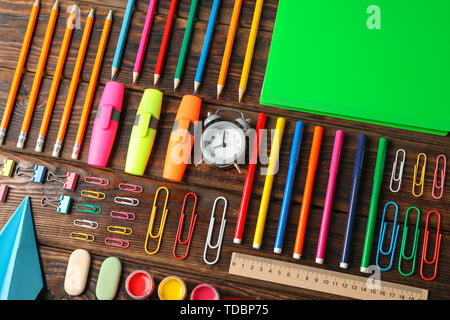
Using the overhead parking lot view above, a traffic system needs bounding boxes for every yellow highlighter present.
[125,89,163,176]
[253,117,286,249]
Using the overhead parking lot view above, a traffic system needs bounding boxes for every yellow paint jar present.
[158,276,187,300]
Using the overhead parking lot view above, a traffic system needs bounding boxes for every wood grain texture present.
[0,0,448,300]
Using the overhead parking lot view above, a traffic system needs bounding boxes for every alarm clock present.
[199,108,251,173]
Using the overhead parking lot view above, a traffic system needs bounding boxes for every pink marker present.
[133,0,157,85]
[316,130,344,264]
[87,81,124,168]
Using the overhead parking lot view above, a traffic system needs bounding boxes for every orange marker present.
[293,126,323,259]
[0,0,40,145]
[52,7,94,157]
[35,6,78,152]
[17,0,59,149]
[71,10,112,160]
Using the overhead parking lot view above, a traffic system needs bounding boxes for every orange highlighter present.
[163,95,201,182]
[293,126,323,259]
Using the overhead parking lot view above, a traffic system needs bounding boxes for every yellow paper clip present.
[70,232,95,242]
[145,187,169,255]
[412,153,427,197]
[107,225,133,236]
[81,190,106,200]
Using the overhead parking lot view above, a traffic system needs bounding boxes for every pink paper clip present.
[84,176,110,186]
[118,183,143,193]
[432,155,446,199]
[0,184,9,203]
[104,237,129,249]
[110,210,136,221]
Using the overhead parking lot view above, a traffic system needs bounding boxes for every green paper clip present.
[0,159,15,177]
[76,204,102,214]
[398,206,421,277]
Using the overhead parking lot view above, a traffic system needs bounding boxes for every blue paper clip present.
[41,195,72,214]
[376,201,400,271]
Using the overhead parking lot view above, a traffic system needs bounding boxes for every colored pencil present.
[315,130,344,264]
[253,117,285,249]
[340,134,367,269]
[111,0,135,80]
[217,0,241,100]
[174,0,199,92]
[194,0,221,94]
[35,6,78,152]
[72,10,112,160]
[274,121,304,254]
[154,0,178,87]
[0,0,40,145]
[293,126,323,259]
[51,7,94,157]
[17,0,59,149]
[234,112,266,244]
[361,137,388,273]
[133,0,157,85]
[238,0,263,103]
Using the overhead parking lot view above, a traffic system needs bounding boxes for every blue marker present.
[274,121,304,254]
[340,134,367,269]
[194,0,221,94]
[111,0,135,80]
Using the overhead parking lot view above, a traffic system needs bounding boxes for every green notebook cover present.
[260,0,450,136]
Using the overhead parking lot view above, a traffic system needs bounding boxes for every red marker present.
[234,113,266,244]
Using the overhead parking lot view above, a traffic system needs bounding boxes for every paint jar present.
[125,270,155,300]
[190,284,220,300]
[158,276,187,300]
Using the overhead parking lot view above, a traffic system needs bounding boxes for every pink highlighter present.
[316,130,344,264]
[87,81,124,168]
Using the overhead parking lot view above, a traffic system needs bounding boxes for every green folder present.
[260,0,450,136]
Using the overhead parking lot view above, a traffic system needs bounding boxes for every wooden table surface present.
[0,0,448,300]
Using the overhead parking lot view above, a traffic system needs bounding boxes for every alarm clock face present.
[200,121,246,167]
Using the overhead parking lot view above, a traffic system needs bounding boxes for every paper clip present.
[0,184,9,203]
[46,171,79,191]
[203,196,228,265]
[107,225,133,236]
[84,176,110,186]
[375,201,400,271]
[173,192,198,260]
[0,159,15,177]
[81,190,106,200]
[432,155,446,199]
[398,207,420,277]
[389,149,406,193]
[144,187,169,255]
[105,237,130,249]
[110,210,136,221]
[41,195,72,214]
[70,232,95,242]
[420,210,442,281]
[76,204,102,214]
[114,196,139,206]
[412,153,427,197]
[15,165,47,184]
[73,219,99,230]
[118,183,143,193]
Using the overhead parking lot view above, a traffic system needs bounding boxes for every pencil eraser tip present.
[293,253,301,260]
[360,267,369,273]
[252,243,261,249]
[273,248,282,254]
[340,263,348,269]
[233,238,241,245]
[315,258,324,264]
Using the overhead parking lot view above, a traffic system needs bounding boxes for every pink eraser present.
[87,81,124,168]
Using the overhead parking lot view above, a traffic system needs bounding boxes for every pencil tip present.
[194,81,200,95]
[153,74,160,87]
[107,9,113,19]
[238,89,245,103]
[133,72,139,85]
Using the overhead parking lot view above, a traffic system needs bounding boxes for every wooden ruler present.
[228,253,428,300]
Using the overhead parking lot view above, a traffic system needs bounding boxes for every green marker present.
[174,0,199,92]
[361,137,388,273]
[125,89,163,176]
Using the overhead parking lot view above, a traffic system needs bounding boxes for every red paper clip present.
[420,210,442,281]
[119,183,143,193]
[0,184,8,203]
[173,192,198,260]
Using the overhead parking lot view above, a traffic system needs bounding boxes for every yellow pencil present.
[35,6,78,152]
[0,0,40,145]
[238,0,263,103]
[253,117,285,249]
[17,0,59,149]
[52,7,95,157]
